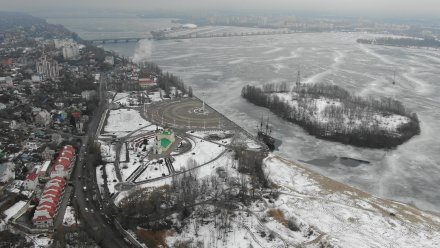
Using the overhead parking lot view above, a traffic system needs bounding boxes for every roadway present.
[71,73,131,248]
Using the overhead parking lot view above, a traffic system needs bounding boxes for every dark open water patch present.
[301,156,370,168]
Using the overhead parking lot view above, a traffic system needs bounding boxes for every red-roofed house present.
[51,146,76,178]
[33,210,55,228]
[139,77,157,89]
[33,177,66,228]
[24,172,39,190]
[40,195,60,205]
[46,177,65,188]
[45,185,64,193]
[37,201,58,211]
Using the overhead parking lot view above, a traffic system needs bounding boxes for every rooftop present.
[161,138,171,148]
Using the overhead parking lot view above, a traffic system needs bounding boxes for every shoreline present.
[72,22,436,216]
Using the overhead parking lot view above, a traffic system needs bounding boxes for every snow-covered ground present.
[30,235,52,247]
[272,93,411,133]
[119,133,155,181]
[134,160,169,182]
[104,109,151,137]
[262,155,440,247]
[105,164,119,194]
[63,206,78,226]
[96,165,105,197]
[100,141,117,163]
[187,130,234,146]
[147,91,162,102]
[196,151,236,178]
[2,200,26,222]
[114,92,149,107]
[172,137,226,171]
[166,209,287,248]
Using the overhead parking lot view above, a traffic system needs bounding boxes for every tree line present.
[357,37,440,49]
[139,61,190,97]
[242,83,420,149]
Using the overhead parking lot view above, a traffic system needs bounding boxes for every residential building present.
[32,176,66,228]
[81,90,96,100]
[24,171,39,190]
[62,43,79,60]
[36,56,59,80]
[50,145,76,178]
[39,160,51,178]
[51,133,63,146]
[24,142,39,151]
[42,146,55,161]
[0,76,13,88]
[104,56,114,65]
[138,77,157,89]
[31,75,42,83]
[35,109,51,127]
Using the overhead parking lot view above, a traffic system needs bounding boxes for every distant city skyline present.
[1,0,440,19]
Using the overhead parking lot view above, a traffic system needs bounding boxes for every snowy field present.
[114,92,149,106]
[172,137,226,171]
[103,109,151,137]
[263,155,440,247]
[134,160,169,182]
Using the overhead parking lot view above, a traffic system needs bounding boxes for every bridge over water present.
[154,29,296,40]
[86,37,147,44]
[86,29,297,43]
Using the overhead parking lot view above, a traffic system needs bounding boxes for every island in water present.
[357,37,440,49]
[242,82,420,148]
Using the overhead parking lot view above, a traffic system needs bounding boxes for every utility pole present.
[296,66,301,87]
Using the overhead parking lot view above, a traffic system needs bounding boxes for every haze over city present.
[1,0,440,18]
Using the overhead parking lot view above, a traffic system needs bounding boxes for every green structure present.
[154,128,176,155]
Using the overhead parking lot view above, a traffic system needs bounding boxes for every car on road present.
[85,208,88,212]
[86,198,89,202]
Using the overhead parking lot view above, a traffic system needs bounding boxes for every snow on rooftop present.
[3,200,26,222]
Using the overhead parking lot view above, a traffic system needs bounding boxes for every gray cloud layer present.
[1,0,439,18]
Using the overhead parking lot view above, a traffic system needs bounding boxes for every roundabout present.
[147,98,233,129]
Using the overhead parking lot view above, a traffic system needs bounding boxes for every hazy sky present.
[1,0,440,18]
